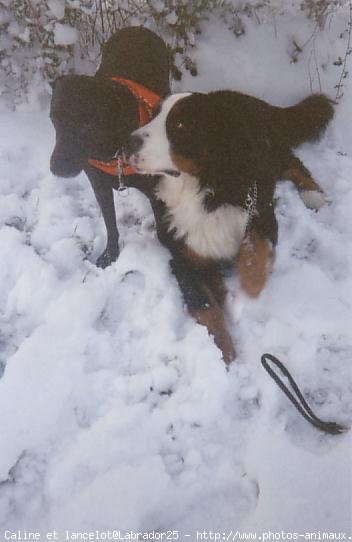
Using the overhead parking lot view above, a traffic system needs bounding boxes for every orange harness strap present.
[87,157,136,177]
[111,77,161,126]
[88,77,161,177]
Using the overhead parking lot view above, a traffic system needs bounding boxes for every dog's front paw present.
[96,245,119,268]
[299,189,327,211]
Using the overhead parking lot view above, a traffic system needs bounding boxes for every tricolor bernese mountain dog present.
[50,27,170,268]
[124,90,334,363]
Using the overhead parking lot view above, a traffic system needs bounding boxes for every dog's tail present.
[276,94,334,148]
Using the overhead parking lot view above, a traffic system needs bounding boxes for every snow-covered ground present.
[0,11,351,538]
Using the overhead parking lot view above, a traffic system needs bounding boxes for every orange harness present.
[88,77,161,176]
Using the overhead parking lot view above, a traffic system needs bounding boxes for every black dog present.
[50,26,170,268]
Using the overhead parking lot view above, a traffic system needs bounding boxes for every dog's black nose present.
[123,134,143,158]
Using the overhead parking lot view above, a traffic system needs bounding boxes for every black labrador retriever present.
[50,26,170,268]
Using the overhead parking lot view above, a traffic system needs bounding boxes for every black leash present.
[261,353,349,435]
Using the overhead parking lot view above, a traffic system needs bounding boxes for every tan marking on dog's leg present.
[190,304,236,364]
[282,167,322,192]
[237,230,273,297]
[189,282,235,364]
[282,167,326,210]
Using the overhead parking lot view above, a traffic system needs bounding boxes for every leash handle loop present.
[261,353,348,435]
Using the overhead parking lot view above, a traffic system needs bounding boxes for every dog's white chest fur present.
[155,174,248,260]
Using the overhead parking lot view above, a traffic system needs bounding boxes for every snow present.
[54,23,78,46]
[0,10,351,538]
[48,0,66,21]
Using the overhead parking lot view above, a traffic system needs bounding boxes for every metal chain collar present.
[115,150,128,194]
[244,181,258,231]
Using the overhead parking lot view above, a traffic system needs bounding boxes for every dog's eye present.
[176,121,185,130]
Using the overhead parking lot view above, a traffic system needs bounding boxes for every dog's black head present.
[50,74,138,177]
